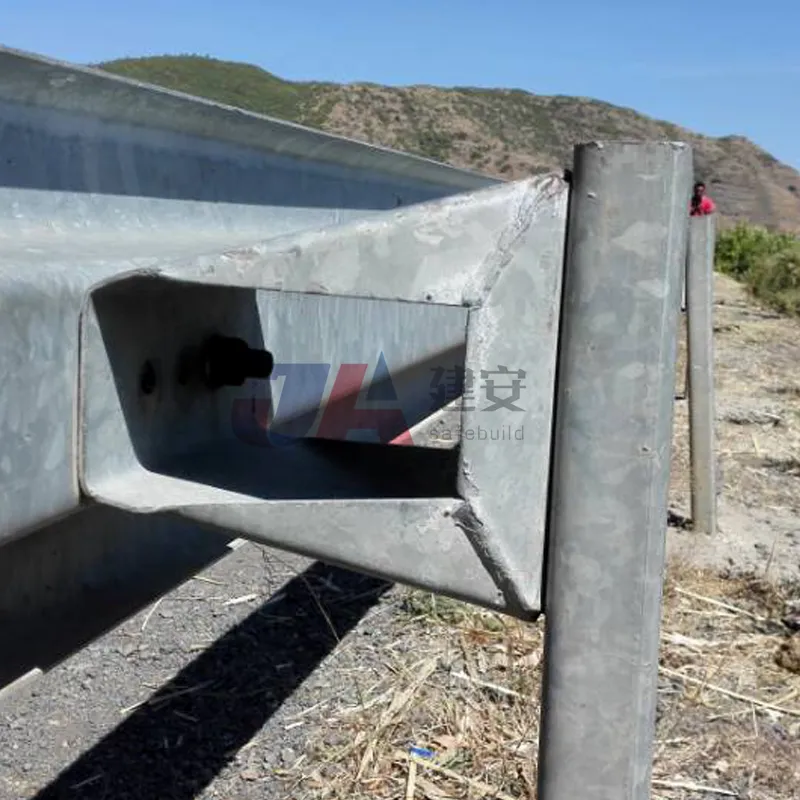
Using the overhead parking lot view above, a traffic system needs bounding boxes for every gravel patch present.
[0,543,401,799]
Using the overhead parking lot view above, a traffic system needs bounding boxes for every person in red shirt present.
[690,181,716,216]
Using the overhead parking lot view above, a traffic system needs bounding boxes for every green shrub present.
[715,223,797,280]
[413,129,454,162]
[749,244,800,315]
[715,222,800,315]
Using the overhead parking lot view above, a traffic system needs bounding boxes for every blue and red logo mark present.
[231,352,526,448]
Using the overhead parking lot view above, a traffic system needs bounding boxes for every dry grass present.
[278,560,799,800]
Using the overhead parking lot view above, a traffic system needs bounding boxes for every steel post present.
[686,214,718,534]
[676,251,689,401]
[538,141,692,800]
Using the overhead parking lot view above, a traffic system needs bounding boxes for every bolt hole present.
[140,360,157,395]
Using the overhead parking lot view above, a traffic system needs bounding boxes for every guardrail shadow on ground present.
[33,562,391,800]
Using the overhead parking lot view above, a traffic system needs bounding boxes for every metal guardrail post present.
[676,247,689,401]
[686,214,718,534]
[538,141,692,800]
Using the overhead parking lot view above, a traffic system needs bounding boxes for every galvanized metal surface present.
[686,214,718,534]
[0,46,499,548]
[0,46,501,697]
[538,141,693,800]
[78,177,569,617]
[0,44,494,250]
[403,398,463,448]
[0,45,494,210]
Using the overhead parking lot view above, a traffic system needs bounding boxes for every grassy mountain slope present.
[99,55,800,231]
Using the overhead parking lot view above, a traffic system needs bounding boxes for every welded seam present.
[468,175,565,308]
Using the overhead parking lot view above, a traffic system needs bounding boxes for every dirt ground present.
[668,274,800,581]
[0,273,798,800]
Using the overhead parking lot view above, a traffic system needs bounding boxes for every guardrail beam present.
[78,177,569,619]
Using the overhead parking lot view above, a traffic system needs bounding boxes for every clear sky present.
[3,0,799,169]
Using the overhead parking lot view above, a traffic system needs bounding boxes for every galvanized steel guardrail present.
[0,42,496,690]
[0,44,719,800]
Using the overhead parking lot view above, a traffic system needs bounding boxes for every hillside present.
[97,55,800,231]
